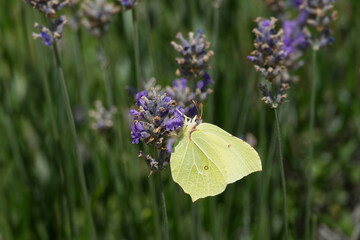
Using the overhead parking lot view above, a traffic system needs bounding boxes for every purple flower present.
[282,17,309,55]
[119,0,138,10]
[164,107,184,131]
[196,73,213,91]
[41,31,53,46]
[130,89,184,150]
[130,122,143,144]
[32,16,67,46]
[166,75,213,117]
[173,78,187,89]
[248,17,287,82]
[171,30,214,79]
[136,90,148,101]
[301,0,338,49]
[292,0,303,9]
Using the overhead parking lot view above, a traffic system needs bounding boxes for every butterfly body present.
[170,117,262,202]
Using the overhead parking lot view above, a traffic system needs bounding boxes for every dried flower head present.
[119,0,138,10]
[258,82,290,108]
[32,16,68,46]
[171,30,214,80]
[81,0,121,38]
[265,0,286,15]
[248,17,287,82]
[89,100,117,134]
[212,0,225,8]
[166,74,213,117]
[300,0,338,49]
[138,150,170,174]
[23,0,69,18]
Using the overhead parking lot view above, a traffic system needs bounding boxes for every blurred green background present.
[1,0,359,239]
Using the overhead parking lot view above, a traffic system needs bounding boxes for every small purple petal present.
[136,91,148,101]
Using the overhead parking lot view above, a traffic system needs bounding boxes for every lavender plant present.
[166,75,213,117]
[23,1,98,238]
[129,89,183,240]
[32,16,67,46]
[130,90,184,171]
[81,0,121,38]
[248,17,289,240]
[120,0,142,87]
[23,0,69,18]
[171,30,214,80]
[247,17,289,108]
[89,100,117,136]
[170,30,214,118]
[296,1,338,238]
[300,0,338,50]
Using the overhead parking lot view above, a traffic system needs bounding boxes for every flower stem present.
[99,38,114,107]
[132,8,141,89]
[305,49,317,240]
[274,108,289,240]
[156,172,169,240]
[73,29,90,109]
[192,202,201,240]
[52,42,97,240]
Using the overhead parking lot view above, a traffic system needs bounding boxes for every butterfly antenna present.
[191,100,203,121]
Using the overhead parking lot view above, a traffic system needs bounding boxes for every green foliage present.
[1,0,359,239]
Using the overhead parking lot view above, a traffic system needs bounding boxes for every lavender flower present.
[32,16,68,46]
[265,0,286,15]
[166,74,213,117]
[138,151,170,174]
[279,11,311,83]
[282,11,310,55]
[81,0,121,38]
[171,30,214,80]
[300,0,338,49]
[89,100,117,135]
[130,88,184,172]
[119,0,138,10]
[247,17,287,82]
[292,0,304,9]
[23,0,69,18]
[258,82,290,108]
[130,89,184,149]
[248,17,292,108]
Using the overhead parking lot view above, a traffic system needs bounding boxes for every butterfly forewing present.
[197,123,262,184]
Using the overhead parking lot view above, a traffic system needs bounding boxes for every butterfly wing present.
[196,123,262,184]
[170,122,262,202]
[170,127,228,202]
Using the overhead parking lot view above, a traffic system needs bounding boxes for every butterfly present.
[170,113,262,202]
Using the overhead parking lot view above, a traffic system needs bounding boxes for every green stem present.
[305,49,317,240]
[259,126,277,240]
[209,6,220,122]
[52,42,97,240]
[132,8,141,88]
[274,108,289,240]
[192,202,201,240]
[99,39,114,107]
[156,172,169,240]
[73,29,90,109]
